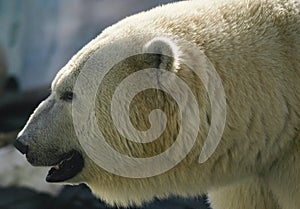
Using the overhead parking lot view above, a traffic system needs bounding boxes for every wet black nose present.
[14,138,29,155]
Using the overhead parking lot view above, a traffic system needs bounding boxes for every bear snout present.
[14,136,29,155]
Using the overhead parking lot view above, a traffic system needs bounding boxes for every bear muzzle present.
[15,135,84,183]
[14,137,29,155]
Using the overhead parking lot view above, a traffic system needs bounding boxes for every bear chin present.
[46,150,84,183]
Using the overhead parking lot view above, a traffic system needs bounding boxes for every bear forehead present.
[51,34,157,94]
[51,65,77,94]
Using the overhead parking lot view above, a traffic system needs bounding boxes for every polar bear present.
[15,0,300,208]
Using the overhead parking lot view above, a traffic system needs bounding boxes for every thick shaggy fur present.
[17,0,299,208]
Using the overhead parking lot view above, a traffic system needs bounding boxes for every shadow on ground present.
[0,184,211,209]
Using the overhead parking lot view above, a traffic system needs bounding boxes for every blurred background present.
[0,0,211,208]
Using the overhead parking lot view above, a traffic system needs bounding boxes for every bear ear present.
[143,36,181,72]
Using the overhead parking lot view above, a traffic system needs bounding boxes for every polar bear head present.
[14,31,222,205]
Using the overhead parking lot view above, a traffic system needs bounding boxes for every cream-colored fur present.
[17,0,299,208]
[208,176,280,209]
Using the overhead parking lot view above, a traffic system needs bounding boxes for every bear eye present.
[60,91,74,102]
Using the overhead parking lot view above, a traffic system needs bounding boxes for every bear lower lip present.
[46,150,84,183]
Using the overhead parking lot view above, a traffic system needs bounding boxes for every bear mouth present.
[46,150,84,183]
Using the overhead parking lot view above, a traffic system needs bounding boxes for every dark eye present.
[61,91,74,101]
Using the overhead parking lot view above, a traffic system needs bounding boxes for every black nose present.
[14,138,29,155]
